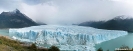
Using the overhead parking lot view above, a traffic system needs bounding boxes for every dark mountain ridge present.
[0,9,41,28]
[79,15,133,32]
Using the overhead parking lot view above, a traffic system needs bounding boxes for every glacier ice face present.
[9,25,128,51]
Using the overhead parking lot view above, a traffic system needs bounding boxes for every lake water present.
[0,29,9,36]
[95,33,133,51]
[0,29,132,51]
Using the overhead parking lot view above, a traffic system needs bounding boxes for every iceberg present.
[9,25,128,51]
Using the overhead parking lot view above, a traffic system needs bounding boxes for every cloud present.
[22,0,50,5]
[19,2,58,24]
[0,0,21,11]
[0,0,133,24]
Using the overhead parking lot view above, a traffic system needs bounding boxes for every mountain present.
[78,15,133,32]
[0,9,40,28]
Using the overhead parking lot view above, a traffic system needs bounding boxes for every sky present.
[0,0,133,24]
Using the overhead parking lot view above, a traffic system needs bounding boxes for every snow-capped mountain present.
[0,9,40,28]
[79,15,133,32]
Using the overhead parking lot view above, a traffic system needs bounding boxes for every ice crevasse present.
[9,25,128,51]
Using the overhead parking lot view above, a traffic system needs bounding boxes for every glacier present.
[9,25,128,51]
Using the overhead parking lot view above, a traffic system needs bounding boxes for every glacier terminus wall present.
[9,25,128,51]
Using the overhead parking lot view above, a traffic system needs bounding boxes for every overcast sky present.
[0,0,133,24]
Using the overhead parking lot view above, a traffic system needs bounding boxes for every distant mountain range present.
[1,9,133,32]
[79,15,133,32]
[0,9,45,28]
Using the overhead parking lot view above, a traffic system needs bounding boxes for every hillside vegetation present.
[0,36,60,51]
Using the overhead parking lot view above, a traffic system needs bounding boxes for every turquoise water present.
[0,29,9,36]
[95,33,133,51]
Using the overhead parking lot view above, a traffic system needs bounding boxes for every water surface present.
[95,33,133,51]
[0,29,9,36]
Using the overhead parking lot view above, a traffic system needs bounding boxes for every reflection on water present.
[95,33,133,51]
